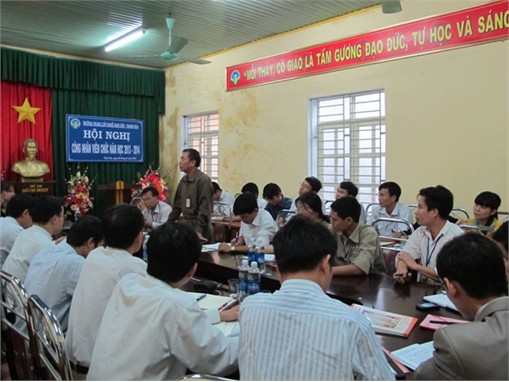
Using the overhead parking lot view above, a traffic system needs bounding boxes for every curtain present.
[1,48,165,215]
[1,48,165,113]
[1,81,53,180]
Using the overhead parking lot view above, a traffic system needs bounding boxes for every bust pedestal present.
[14,181,55,196]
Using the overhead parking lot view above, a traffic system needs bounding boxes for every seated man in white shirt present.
[394,185,464,285]
[212,181,235,216]
[367,181,413,236]
[238,216,394,380]
[0,194,34,268]
[2,195,64,282]
[141,186,172,231]
[241,182,266,209]
[289,176,323,211]
[66,204,147,378]
[24,215,103,333]
[218,192,277,253]
[88,222,239,381]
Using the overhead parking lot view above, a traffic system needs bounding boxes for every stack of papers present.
[201,243,220,252]
[391,341,434,370]
[423,293,460,312]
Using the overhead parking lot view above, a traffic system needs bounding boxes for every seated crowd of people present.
[0,172,507,380]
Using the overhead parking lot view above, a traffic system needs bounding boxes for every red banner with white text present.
[1,81,53,181]
[226,1,508,91]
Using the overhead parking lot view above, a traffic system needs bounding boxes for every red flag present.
[1,81,53,181]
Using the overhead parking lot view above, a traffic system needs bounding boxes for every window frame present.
[182,111,220,182]
[309,89,386,206]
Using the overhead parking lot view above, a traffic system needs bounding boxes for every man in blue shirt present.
[238,216,393,380]
[24,215,103,332]
[262,182,292,220]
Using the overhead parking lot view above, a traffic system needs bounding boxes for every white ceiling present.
[0,0,383,69]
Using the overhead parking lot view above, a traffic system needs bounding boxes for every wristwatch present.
[229,244,236,252]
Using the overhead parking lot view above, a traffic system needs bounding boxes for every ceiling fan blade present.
[160,51,178,60]
[169,36,188,53]
[126,54,160,58]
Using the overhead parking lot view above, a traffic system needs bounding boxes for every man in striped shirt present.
[238,216,394,380]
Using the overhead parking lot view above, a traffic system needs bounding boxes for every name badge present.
[185,197,191,208]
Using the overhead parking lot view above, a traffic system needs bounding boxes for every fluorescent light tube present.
[104,28,145,52]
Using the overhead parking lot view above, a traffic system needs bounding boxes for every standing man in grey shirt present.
[168,148,214,242]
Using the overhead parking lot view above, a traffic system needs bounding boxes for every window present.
[183,112,219,182]
[310,90,385,207]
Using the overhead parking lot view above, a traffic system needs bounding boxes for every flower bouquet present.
[64,166,94,217]
[131,166,167,202]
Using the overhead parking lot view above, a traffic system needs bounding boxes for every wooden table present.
[196,251,464,351]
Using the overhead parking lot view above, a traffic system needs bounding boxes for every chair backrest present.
[407,204,470,222]
[365,202,380,219]
[0,270,38,380]
[213,201,233,217]
[323,200,335,213]
[498,211,509,222]
[450,207,470,221]
[26,294,72,381]
[459,224,496,234]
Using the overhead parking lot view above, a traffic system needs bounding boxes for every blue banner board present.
[66,114,144,162]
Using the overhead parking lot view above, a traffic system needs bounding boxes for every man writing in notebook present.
[218,192,277,253]
[393,185,464,285]
[414,233,508,380]
[238,216,393,380]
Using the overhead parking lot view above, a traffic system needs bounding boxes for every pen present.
[196,294,207,302]
[429,320,457,325]
[218,298,238,311]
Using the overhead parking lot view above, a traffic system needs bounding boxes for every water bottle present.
[247,236,256,264]
[255,238,266,274]
[74,210,81,221]
[247,261,261,295]
[238,259,249,301]
[142,234,149,262]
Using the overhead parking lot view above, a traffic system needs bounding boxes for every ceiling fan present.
[130,14,210,65]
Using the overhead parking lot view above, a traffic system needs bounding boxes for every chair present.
[371,218,414,275]
[371,217,414,251]
[275,209,296,228]
[0,270,38,380]
[458,224,496,235]
[212,201,233,218]
[26,294,72,380]
[498,211,509,222]
[450,207,470,221]
[365,202,380,220]
[323,200,335,213]
[408,204,470,223]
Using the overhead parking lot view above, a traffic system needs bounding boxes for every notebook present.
[423,293,460,312]
[391,341,434,370]
[351,304,418,337]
